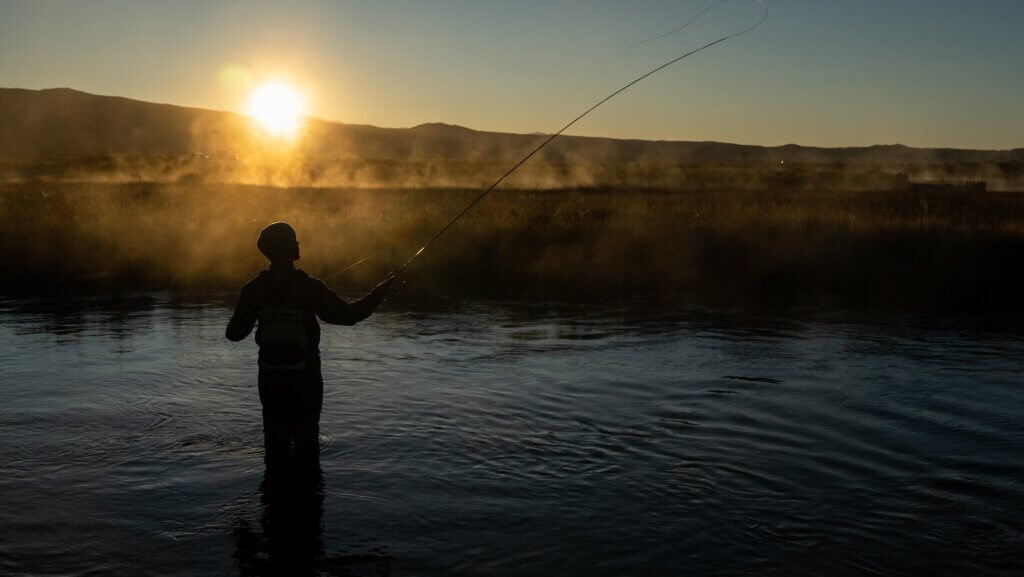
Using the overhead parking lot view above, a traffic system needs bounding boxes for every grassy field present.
[2,181,1023,310]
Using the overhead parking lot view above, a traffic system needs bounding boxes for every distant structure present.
[908,180,987,193]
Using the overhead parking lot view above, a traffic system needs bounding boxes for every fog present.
[3,180,1023,312]
[3,88,1024,309]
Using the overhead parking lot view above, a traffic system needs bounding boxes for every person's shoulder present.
[241,270,269,290]
[294,269,328,290]
[294,268,316,282]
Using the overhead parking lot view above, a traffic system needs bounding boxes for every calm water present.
[0,294,1022,576]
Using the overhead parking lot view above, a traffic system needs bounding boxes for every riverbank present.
[2,182,1023,311]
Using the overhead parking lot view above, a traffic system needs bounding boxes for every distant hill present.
[2,88,1023,189]
[3,87,1021,165]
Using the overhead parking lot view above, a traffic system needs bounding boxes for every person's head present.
[257,221,300,263]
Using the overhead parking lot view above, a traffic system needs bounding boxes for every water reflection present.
[232,452,395,576]
[233,455,326,576]
[1,295,1023,576]
[8,293,160,338]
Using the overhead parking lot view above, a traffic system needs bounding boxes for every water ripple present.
[0,297,1022,575]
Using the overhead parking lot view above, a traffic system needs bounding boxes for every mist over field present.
[2,88,1024,310]
[4,88,1024,190]
[3,181,1023,311]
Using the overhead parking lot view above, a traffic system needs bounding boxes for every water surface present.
[1,295,1022,576]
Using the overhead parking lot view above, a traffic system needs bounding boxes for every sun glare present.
[247,82,305,138]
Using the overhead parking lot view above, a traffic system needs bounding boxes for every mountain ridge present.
[3,87,1021,166]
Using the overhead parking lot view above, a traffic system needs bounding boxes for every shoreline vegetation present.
[3,89,1023,311]
[2,181,1023,312]
[1,152,1022,192]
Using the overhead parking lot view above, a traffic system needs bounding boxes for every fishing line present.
[323,253,375,281]
[329,0,768,282]
[582,0,732,99]
[620,0,733,53]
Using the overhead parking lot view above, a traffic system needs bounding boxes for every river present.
[1,294,1021,576]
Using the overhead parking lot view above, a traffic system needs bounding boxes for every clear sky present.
[2,0,1022,149]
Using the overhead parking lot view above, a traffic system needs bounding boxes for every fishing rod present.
[330,0,768,283]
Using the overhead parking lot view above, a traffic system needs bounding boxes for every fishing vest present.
[256,271,312,371]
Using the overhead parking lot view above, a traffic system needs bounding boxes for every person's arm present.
[225,283,257,341]
[315,276,394,326]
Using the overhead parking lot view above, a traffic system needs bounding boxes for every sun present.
[247,81,306,138]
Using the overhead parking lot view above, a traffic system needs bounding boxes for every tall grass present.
[2,182,1023,309]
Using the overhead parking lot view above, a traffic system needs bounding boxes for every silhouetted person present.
[226,222,393,466]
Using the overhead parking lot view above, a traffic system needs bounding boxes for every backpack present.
[257,271,311,370]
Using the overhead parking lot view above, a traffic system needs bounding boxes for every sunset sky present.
[2,0,1022,149]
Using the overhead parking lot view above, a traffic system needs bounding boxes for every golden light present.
[247,81,306,138]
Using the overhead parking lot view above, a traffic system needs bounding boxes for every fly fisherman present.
[226,221,394,465]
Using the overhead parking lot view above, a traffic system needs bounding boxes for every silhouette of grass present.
[2,182,1023,310]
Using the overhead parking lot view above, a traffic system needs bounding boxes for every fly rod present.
[330,0,768,282]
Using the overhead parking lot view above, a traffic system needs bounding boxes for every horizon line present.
[4,86,1022,153]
